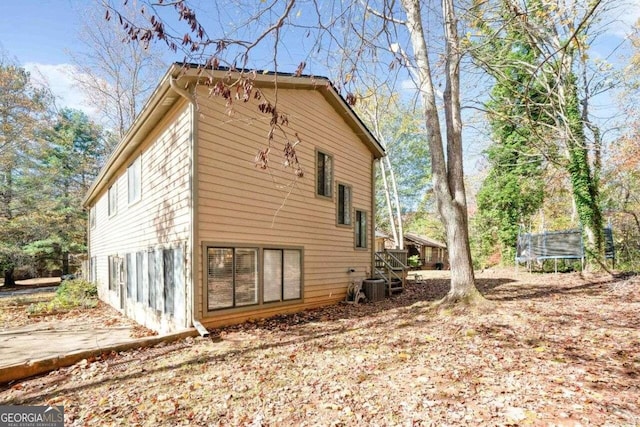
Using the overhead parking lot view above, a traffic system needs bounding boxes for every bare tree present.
[70,1,166,147]
[103,0,487,304]
[356,89,406,250]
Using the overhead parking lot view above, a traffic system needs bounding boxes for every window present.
[148,249,162,311]
[264,249,301,302]
[108,256,123,291]
[206,245,302,312]
[126,253,136,301]
[316,150,333,197]
[207,247,258,310]
[128,155,142,204]
[120,247,183,314]
[337,183,352,226]
[90,256,97,283]
[108,184,117,217]
[89,207,96,229]
[163,247,184,315]
[136,251,144,303]
[355,210,367,248]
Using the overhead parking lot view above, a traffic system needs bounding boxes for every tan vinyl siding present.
[195,86,373,326]
[89,100,192,332]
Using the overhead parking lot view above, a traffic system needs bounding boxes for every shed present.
[404,233,448,269]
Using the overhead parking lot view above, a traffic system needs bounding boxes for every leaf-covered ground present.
[1,269,639,426]
[0,291,151,338]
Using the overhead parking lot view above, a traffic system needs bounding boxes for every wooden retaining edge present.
[0,329,200,386]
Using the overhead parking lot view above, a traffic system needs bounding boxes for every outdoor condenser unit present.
[362,278,386,302]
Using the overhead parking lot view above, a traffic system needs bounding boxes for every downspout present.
[371,157,378,277]
[86,208,91,282]
[170,76,209,338]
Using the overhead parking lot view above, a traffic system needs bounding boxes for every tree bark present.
[380,159,400,248]
[401,0,481,303]
[62,251,70,276]
[3,268,16,288]
[385,155,404,249]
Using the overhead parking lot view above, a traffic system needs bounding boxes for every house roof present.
[375,230,390,239]
[404,233,447,249]
[83,63,385,207]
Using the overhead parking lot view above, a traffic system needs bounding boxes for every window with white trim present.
[89,207,96,229]
[126,253,136,300]
[108,256,123,291]
[108,184,117,217]
[148,249,162,311]
[128,155,142,204]
[90,256,97,283]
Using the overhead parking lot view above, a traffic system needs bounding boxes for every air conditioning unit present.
[362,279,386,302]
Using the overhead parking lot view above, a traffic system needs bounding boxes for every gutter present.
[169,76,207,338]
[82,66,176,208]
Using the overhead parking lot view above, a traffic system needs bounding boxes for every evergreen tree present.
[24,109,106,275]
[470,0,607,266]
[0,59,50,285]
[473,34,545,264]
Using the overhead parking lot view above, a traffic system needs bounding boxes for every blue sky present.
[0,0,84,64]
[1,0,639,171]
[1,0,95,114]
[0,0,325,116]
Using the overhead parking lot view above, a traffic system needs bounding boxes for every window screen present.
[126,253,135,300]
[283,250,301,300]
[264,249,283,302]
[263,249,301,302]
[163,249,175,315]
[234,248,258,306]
[207,248,234,310]
[108,184,117,216]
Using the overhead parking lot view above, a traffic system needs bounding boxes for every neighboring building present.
[375,230,390,252]
[404,233,448,270]
[83,63,385,333]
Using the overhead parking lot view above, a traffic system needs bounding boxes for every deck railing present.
[374,250,409,292]
[376,249,407,270]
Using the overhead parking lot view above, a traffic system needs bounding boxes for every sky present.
[0,0,113,123]
[0,0,326,119]
[1,0,639,169]
[0,0,91,112]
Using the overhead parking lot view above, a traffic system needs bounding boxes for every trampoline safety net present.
[516,228,615,264]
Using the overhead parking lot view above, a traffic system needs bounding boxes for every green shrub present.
[28,279,98,315]
[408,255,421,268]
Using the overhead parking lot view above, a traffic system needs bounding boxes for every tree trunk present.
[564,74,604,260]
[442,203,478,302]
[380,159,400,248]
[401,0,482,304]
[3,268,16,288]
[385,155,404,249]
[62,251,70,276]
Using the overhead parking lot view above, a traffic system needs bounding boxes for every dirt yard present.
[1,269,639,426]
